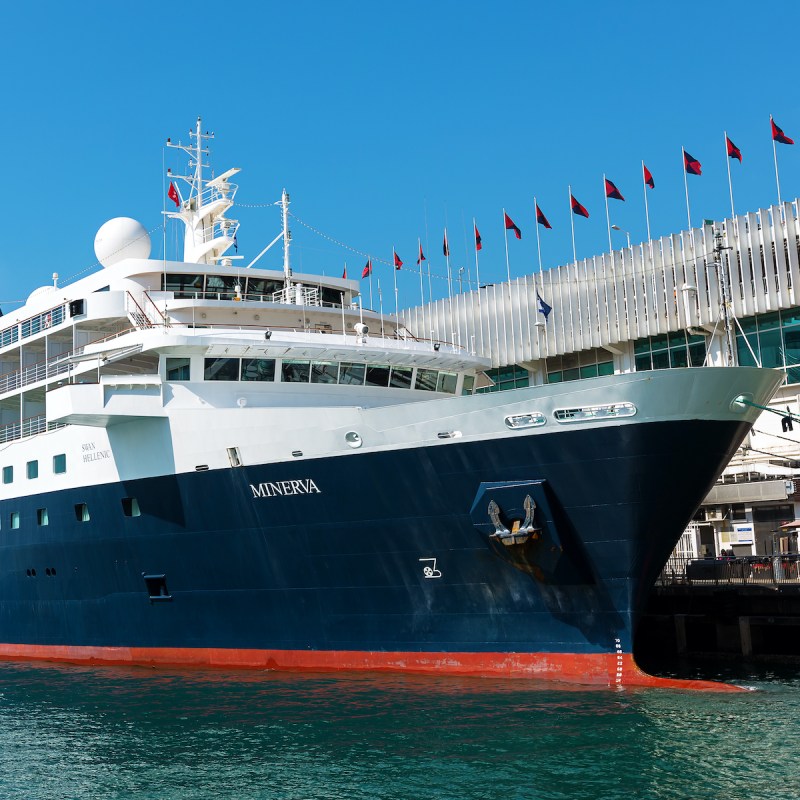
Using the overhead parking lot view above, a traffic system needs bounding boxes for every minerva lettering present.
[250,479,321,498]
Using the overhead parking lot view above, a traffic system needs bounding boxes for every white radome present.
[94,217,151,267]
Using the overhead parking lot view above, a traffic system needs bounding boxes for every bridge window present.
[462,375,476,395]
[339,363,365,385]
[365,365,390,387]
[204,357,240,381]
[166,357,191,381]
[415,369,438,392]
[389,366,413,389]
[437,372,458,394]
[163,273,204,298]
[282,360,311,382]
[241,358,275,381]
[310,361,339,384]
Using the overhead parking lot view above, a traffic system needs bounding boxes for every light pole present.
[611,224,631,248]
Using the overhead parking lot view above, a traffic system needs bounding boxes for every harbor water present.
[1,661,797,799]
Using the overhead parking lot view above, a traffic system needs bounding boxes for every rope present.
[738,397,800,423]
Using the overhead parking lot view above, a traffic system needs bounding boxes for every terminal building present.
[402,201,800,559]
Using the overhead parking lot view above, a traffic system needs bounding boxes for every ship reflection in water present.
[0,661,797,799]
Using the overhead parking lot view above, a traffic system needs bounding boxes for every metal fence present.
[657,554,800,586]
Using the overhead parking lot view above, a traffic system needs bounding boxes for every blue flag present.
[537,291,552,321]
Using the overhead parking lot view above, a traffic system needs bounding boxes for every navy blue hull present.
[0,419,748,659]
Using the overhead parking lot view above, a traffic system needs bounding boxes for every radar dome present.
[94,217,151,268]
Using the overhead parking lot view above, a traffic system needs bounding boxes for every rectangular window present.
[27,460,38,480]
[338,362,365,385]
[121,497,141,517]
[37,508,48,526]
[53,454,66,474]
[166,357,191,381]
[389,367,413,389]
[462,374,476,395]
[10,511,20,529]
[310,361,339,384]
[204,357,240,381]
[281,360,311,382]
[365,365,390,387]
[163,273,204,299]
[241,358,275,382]
[415,369,438,392]
[74,503,90,522]
[2,466,12,484]
[436,372,458,394]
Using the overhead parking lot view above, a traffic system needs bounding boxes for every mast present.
[282,188,292,287]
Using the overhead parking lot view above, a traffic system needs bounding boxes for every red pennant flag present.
[605,178,625,201]
[168,181,180,207]
[684,150,702,175]
[443,230,450,257]
[474,223,482,251]
[342,265,347,279]
[726,135,742,162]
[393,250,403,269]
[570,194,589,218]
[535,203,551,229]
[772,117,794,145]
[643,164,655,189]
[361,259,372,279]
[416,244,426,265]
[504,212,522,239]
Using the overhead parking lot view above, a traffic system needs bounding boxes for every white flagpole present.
[771,116,783,206]
[569,185,577,265]
[417,239,425,307]
[724,131,736,218]
[642,161,652,241]
[681,147,692,230]
[444,227,453,302]
[501,208,514,356]
[368,256,373,308]
[603,173,612,253]
[502,208,512,285]
[392,248,399,320]
[378,279,384,338]
[473,217,484,353]
[533,196,544,274]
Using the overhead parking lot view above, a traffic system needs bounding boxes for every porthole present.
[345,431,363,449]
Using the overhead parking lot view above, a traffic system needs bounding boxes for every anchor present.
[488,495,540,546]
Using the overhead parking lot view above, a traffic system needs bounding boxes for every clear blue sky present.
[2,1,799,312]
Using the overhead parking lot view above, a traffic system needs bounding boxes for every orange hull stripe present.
[0,643,743,691]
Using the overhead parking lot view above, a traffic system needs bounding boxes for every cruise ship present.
[0,120,783,688]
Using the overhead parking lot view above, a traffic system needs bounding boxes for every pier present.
[637,556,800,663]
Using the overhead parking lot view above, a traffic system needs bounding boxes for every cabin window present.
[166,357,191,381]
[241,358,275,382]
[339,363,365,385]
[245,277,283,299]
[163,273,204,299]
[437,372,458,394]
[121,497,141,517]
[389,366,413,389]
[26,460,38,480]
[415,369,438,392]
[37,508,48,526]
[10,511,19,529]
[74,503,90,522]
[53,454,66,474]
[2,466,12,484]
[282,360,311,382]
[204,357,240,381]
[206,275,240,300]
[310,361,339,384]
[365,365,390,387]
[462,375,476,395]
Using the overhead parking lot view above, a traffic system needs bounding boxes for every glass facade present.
[634,332,706,372]
[736,308,800,384]
[477,365,529,394]
[546,349,613,384]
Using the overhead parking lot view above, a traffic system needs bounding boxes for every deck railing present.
[656,554,800,587]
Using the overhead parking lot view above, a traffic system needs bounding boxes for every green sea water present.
[1,661,798,800]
